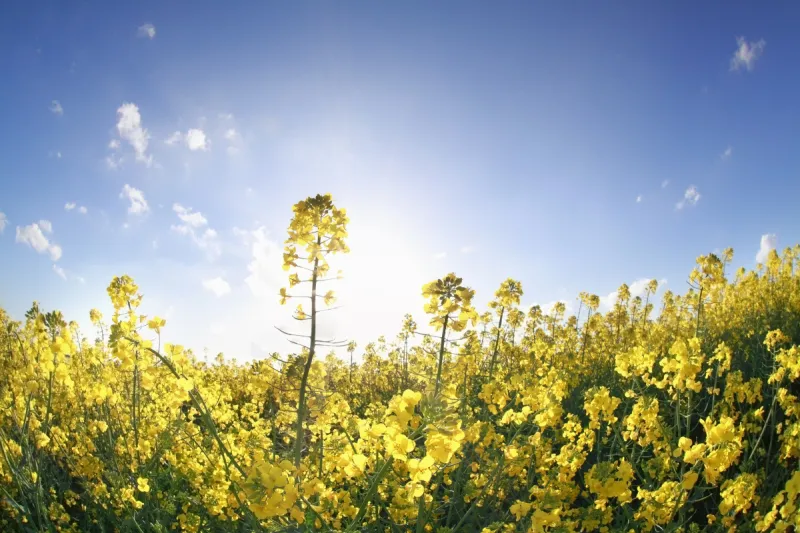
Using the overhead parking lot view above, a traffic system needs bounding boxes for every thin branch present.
[275,326,311,339]
[316,306,344,314]
[317,340,351,348]
[287,338,311,350]
[412,331,440,339]
[296,277,340,284]
[314,277,343,283]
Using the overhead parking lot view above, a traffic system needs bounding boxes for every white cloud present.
[192,228,220,256]
[105,154,122,170]
[219,113,234,120]
[232,226,249,241]
[108,139,121,150]
[661,179,670,188]
[171,204,220,258]
[629,279,654,299]
[539,300,572,315]
[65,203,87,214]
[185,129,209,151]
[599,278,665,310]
[599,291,618,309]
[137,23,156,39]
[49,100,63,115]
[525,300,574,324]
[172,203,208,228]
[676,185,701,210]
[433,252,447,260]
[244,228,284,298]
[730,37,766,72]
[15,222,62,261]
[224,128,244,156]
[756,233,777,263]
[120,184,149,215]
[53,264,67,280]
[164,131,182,145]
[0,211,7,233]
[721,146,733,160]
[77,276,86,284]
[167,129,210,151]
[49,150,62,159]
[636,195,643,203]
[115,102,152,165]
[460,245,476,254]
[203,277,231,297]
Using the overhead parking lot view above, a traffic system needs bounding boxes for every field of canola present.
[1,194,800,532]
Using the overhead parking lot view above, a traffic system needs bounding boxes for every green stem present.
[345,457,394,531]
[415,494,426,533]
[488,307,505,378]
[294,239,321,467]
[124,337,264,530]
[434,314,450,396]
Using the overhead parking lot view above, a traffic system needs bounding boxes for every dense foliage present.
[2,194,800,532]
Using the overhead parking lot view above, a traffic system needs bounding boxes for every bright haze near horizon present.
[1,2,798,362]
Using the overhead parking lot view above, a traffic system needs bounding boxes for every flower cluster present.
[2,198,800,532]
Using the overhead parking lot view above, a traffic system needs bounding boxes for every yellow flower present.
[341,453,368,477]
[585,387,621,430]
[386,432,415,461]
[510,500,532,521]
[324,290,336,306]
[147,316,166,333]
[682,471,699,491]
[6,200,800,532]
[290,505,305,523]
[719,473,759,517]
[35,432,50,450]
[683,443,707,464]
[408,455,435,484]
[369,423,387,438]
[586,459,634,509]
[89,308,103,324]
[139,371,155,390]
[426,422,465,464]
[136,477,150,493]
[176,377,194,392]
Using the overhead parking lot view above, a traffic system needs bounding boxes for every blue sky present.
[1,1,798,360]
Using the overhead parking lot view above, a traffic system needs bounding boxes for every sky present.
[1,1,799,362]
